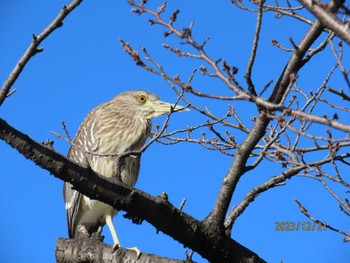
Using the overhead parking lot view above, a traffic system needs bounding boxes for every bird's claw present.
[77,225,90,238]
[111,243,120,253]
[128,247,141,260]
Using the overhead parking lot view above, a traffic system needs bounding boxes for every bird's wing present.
[63,181,82,238]
[63,109,98,238]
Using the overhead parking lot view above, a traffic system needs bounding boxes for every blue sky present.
[1,1,349,262]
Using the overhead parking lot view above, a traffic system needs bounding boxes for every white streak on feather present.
[65,190,77,210]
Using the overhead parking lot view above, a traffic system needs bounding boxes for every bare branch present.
[295,199,350,242]
[208,0,345,229]
[328,39,350,89]
[56,237,188,263]
[225,166,305,232]
[245,0,265,96]
[298,0,350,44]
[0,117,265,263]
[0,0,83,106]
[327,86,350,101]
[121,7,350,135]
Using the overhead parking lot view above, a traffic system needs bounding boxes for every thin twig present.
[245,0,265,96]
[295,198,350,242]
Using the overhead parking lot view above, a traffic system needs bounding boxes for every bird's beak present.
[147,99,189,118]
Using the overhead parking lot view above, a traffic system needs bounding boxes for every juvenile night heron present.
[63,90,187,255]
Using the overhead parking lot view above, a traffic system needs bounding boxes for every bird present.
[63,90,188,256]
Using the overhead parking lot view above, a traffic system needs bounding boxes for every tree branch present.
[121,10,350,135]
[0,0,83,106]
[0,117,266,262]
[245,0,264,96]
[207,0,345,228]
[298,0,349,44]
[56,237,189,263]
[295,199,350,242]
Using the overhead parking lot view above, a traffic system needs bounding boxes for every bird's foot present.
[111,242,120,253]
[77,225,90,238]
[91,226,104,242]
[127,247,141,260]
[95,226,103,236]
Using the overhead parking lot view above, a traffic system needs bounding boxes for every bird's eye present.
[136,95,147,104]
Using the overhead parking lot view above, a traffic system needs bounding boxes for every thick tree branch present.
[224,151,350,232]
[56,237,188,263]
[207,0,345,228]
[0,0,83,106]
[298,0,349,44]
[206,112,269,228]
[0,118,266,262]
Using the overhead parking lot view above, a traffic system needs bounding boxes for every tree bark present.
[0,118,266,262]
[56,237,188,263]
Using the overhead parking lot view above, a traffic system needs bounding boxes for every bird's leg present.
[105,214,141,259]
[91,226,104,242]
[105,213,120,251]
[96,225,103,236]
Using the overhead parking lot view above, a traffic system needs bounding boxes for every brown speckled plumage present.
[63,90,187,249]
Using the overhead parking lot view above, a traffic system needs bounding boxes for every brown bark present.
[0,117,266,262]
[56,237,187,263]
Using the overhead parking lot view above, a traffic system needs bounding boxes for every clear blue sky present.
[1,1,349,262]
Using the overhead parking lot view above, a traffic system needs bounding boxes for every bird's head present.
[113,90,189,119]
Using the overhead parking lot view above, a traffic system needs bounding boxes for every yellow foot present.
[111,244,141,260]
[111,243,120,253]
[127,247,141,260]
